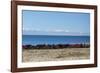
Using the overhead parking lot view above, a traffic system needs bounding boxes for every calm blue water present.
[22,35,90,45]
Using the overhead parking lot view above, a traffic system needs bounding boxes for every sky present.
[22,10,90,36]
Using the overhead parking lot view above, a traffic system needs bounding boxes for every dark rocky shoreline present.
[23,44,90,49]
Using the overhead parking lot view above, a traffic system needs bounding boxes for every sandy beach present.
[22,48,90,62]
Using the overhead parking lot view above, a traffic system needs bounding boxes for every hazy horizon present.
[22,33,90,36]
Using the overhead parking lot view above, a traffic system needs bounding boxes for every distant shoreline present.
[23,43,90,49]
[22,35,90,37]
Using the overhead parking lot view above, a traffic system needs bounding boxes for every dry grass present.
[22,48,90,62]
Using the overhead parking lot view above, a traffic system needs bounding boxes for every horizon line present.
[22,34,90,36]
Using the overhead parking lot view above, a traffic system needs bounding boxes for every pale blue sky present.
[22,10,90,36]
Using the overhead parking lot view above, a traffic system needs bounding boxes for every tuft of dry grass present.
[22,48,90,62]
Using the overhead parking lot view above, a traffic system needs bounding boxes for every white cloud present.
[64,30,69,32]
[23,28,30,31]
[54,30,64,32]
[53,29,69,32]
[23,28,69,33]
[23,28,41,31]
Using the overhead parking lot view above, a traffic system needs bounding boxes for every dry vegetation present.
[22,48,90,62]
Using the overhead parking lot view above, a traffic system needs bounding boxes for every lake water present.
[22,35,90,45]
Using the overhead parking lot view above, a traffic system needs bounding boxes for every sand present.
[22,48,90,62]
